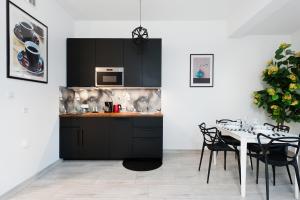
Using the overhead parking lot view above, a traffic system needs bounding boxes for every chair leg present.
[224,151,227,170]
[207,150,214,184]
[272,165,275,186]
[236,150,241,184]
[292,162,300,191]
[256,157,259,184]
[286,165,293,185]
[264,159,270,200]
[249,150,253,170]
[198,143,205,171]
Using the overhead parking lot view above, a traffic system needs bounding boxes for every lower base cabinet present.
[60,127,81,159]
[60,116,163,160]
[80,118,109,159]
[109,118,132,159]
[132,138,162,158]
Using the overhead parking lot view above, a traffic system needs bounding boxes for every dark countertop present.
[59,112,163,118]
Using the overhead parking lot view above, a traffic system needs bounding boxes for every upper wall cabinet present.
[123,39,142,86]
[67,39,95,87]
[67,38,161,87]
[95,39,124,67]
[141,39,162,87]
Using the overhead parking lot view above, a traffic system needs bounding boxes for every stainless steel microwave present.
[95,67,124,87]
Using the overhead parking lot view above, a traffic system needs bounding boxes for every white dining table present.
[218,126,299,199]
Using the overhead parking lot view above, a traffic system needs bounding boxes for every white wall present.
[292,29,300,50]
[0,0,73,196]
[74,20,291,149]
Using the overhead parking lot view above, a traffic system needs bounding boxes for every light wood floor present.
[5,150,299,200]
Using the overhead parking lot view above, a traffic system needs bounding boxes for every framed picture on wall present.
[7,1,48,83]
[190,54,214,87]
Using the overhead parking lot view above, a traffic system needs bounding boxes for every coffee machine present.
[104,101,113,113]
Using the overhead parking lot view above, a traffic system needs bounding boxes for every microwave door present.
[96,72,123,86]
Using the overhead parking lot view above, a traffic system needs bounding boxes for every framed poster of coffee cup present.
[7,1,48,83]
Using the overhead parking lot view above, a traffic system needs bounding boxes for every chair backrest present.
[257,133,300,162]
[216,119,237,124]
[199,123,221,145]
[274,125,290,133]
[263,123,276,129]
[263,123,290,133]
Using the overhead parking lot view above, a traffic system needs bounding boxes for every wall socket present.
[28,0,36,6]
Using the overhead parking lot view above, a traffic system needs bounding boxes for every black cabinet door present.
[132,117,163,158]
[142,39,162,87]
[80,118,109,159]
[67,39,95,87]
[132,138,162,158]
[60,127,81,159]
[109,118,132,159]
[123,39,142,86]
[95,39,123,67]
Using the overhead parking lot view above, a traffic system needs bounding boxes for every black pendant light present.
[132,0,149,44]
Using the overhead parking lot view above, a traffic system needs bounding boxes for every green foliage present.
[253,43,300,124]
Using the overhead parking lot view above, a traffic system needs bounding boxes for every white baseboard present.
[0,159,62,200]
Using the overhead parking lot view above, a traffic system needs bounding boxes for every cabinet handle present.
[77,130,80,146]
[81,129,84,146]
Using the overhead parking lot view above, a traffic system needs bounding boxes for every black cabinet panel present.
[123,39,142,86]
[132,138,162,158]
[133,117,163,128]
[67,38,161,87]
[80,118,109,159]
[95,39,123,67]
[60,116,163,160]
[60,127,81,159]
[67,39,95,87]
[110,118,132,159]
[133,127,162,138]
[142,39,162,87]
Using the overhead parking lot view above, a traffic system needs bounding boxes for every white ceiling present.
[245,0,300,35]
[56,0,231,21]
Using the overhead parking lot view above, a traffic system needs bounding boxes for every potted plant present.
[253,43,300,125]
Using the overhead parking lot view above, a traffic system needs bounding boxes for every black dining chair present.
[248,123,293,185]
[257,133,300,200]
[198,123,241,184]
[216,119,241,170]
[263,123,290,132]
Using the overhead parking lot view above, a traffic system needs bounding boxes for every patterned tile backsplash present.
[59,87,161,114]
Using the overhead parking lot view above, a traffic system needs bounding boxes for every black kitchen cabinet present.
[132,117,163,158]
[67,39,95,87]
[60,116,163,160]
[123,39,162,87]
[109,118,132,159]
[66,38,161,87]
[123,39,142,86]
[141,39,162,87]
[95,39,124,67]
[60,117,109,159]
[80,118,109,159]
[60,127,81,159]
[132,138,162,158]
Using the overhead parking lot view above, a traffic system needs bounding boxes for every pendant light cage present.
[132,0,149,44]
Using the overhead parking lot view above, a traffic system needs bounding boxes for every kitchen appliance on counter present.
[113,104,122,113]
[95,67,124,87]
[104,101,113,113]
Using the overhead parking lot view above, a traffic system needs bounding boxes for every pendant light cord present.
[139,0,141,27]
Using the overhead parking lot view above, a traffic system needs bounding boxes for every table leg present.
[240,139,247,197]
[295,148,299,199]
[213,151,217,165]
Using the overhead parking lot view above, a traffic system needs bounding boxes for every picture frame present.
[190,54,214,87]
[7,1,48,84]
